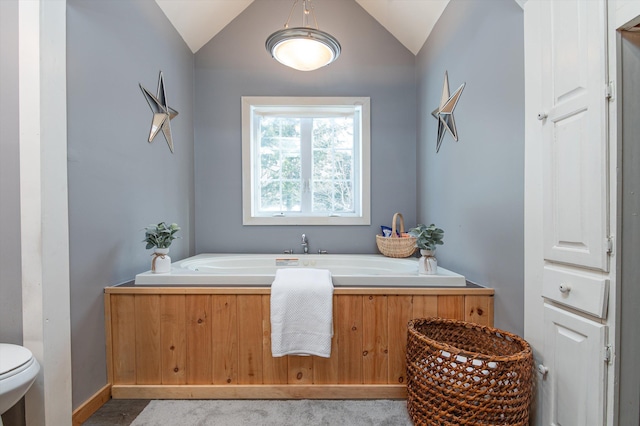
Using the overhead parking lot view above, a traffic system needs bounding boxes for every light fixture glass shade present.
[266,27,341,71]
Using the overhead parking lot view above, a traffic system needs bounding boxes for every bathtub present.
[134,253,467,286]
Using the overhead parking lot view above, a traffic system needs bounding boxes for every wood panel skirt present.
[104,286,494,399]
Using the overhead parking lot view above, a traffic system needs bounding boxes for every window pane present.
[280,137,300,153]
[312,181,332,212]
[313,117,353,149]
[278,118,300,138]
[282,181,301,211]
[259,180,302,212]
[333,181,354,212]
[311,179,355,213]
[260,181,281,211]
[333,117,354,150]
[258,116,302,214]
[312,118,333,149]
[282,154,301,179]
[260,136,278,150]
[313,117,354,149]
[261,117,300,139]
[260,151,280,180]
[312,150,331,180]
[312,117,354,203]
[333,150,352,180]
[259,143,300,188]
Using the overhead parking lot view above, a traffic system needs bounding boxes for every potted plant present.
[143,222,180,273]
[408,224,444,275]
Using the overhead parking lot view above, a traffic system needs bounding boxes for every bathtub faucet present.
[301,234,308,254]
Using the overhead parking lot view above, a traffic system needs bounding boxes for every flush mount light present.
[266,0,341,72]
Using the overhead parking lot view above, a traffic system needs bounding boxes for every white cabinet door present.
[542,304,607,426]
[540,0,609,271]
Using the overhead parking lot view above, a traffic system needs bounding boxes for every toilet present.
[0,344,40,426]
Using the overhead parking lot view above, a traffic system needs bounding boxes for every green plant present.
[143,222,180,249]
[408,223,444,251]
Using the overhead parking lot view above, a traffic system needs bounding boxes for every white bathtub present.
[134,253,467,287]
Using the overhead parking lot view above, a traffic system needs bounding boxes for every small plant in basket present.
[143,222,181,249]
[408,224,444,251]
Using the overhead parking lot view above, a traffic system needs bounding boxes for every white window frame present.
[242,96,371,225]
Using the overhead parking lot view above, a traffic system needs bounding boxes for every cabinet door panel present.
[541,0,608,271]
[543,304,607,426]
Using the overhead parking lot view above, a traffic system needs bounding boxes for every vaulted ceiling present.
[155,0,450,55]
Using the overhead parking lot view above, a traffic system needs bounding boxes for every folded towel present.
[270,268,334,358]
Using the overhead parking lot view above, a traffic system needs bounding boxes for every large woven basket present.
[406,318,533,426]
[376,213,417,258]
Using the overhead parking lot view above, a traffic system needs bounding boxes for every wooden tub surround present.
[104,285,494,400]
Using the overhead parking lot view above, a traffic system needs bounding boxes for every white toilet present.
[0,344,40,426]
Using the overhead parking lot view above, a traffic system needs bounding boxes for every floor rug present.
[130,399,412,426]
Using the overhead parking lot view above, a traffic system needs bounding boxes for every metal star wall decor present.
[431,71,465,153]
[139,71,179,153]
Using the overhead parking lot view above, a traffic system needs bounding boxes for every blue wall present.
[416,0,525,334]
[0,0,21,347]
[193,0,417,255]
[66,0,195,407]
[0,1,25,423]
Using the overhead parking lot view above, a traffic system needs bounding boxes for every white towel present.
[270,268,334,358]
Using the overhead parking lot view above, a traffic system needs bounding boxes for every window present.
[242,97,370,225]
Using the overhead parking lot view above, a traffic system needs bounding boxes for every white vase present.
[418,249,437,275]
[152,248,171,274]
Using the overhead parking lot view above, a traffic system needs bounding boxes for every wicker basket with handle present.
[406,318,534,425]
[376,213,417,258]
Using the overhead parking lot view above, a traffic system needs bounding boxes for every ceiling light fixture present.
[266,0,341,72]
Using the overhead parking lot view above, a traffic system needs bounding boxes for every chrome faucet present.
[301,234,308,254]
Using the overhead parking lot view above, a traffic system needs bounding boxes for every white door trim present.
[19,0,72,424]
